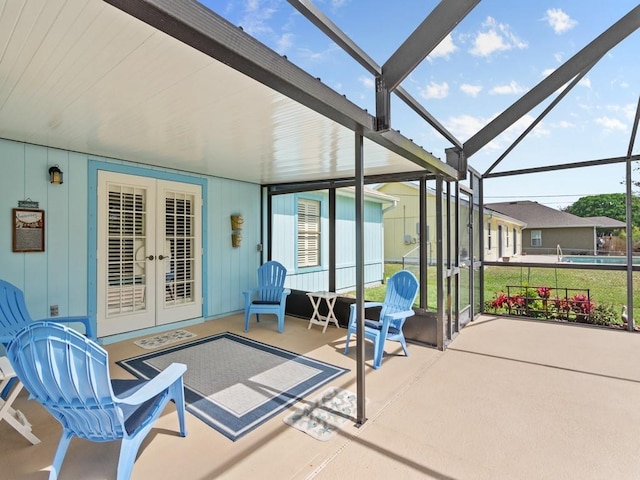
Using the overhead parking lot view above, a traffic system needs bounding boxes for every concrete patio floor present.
[2,313,640,479]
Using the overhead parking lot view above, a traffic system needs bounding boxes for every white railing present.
[557,244,563,262]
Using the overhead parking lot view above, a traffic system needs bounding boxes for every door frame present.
[88,160,208,339]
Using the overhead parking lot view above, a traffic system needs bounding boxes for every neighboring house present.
[377,182,525,264]
[376,182,430,264]
[486,201,625,255]
[484,207,527,262]
[272,187,397,292]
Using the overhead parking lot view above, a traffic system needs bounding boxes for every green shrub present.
[588,303,621,326]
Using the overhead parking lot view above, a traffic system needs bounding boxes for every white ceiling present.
[0,0,448,185]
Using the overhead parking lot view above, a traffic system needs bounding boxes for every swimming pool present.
[562,255,640,265]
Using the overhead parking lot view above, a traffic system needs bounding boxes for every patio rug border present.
[116,331,349,441]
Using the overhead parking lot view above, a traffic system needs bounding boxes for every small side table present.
[0,356,40,444]
[306,291,340,333]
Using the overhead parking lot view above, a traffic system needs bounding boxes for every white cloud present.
[595,116,627,132]
[608,103,638,122]
[544,8,577,34]
[542,68,555,78]
[470,17,527,57]
[490,81,526,95]
[239,0,278,37]
[623,103,638,121]
[460,83,483,97]
[446,114,486,140]
[471,30,506,57]
[578,78,591,88]
[276,33,294,54]
[506,114,551,139]
[428,34,457,60]
[358,76,374,89]
[297,43,341,62]
[556,120,575,128]
[554,52,563,62]
[419,81,449,100]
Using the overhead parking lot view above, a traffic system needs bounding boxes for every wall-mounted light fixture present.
[48,165,63,185]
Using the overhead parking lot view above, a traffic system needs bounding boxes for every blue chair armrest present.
[117,363,187,406]
[38,316,95,340]
[243,288,259,300]
[349,301,383,313]
[384,309,416,321]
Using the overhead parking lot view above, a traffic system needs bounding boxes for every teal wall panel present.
[68,152,88,316]
[272,191,385,293]
[0,141,27,286]
[46,148,70,318]
[22,144,48,318]
[206,177,261,317]
[0,138,261,338]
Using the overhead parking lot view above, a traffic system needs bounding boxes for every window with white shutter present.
[297,198,321,268]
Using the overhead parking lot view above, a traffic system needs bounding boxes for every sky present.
[201,0,640,209]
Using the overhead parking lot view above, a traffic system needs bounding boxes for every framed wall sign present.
[12,208,45,252]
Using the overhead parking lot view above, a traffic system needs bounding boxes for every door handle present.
[147,255,155,260]
[158,255,165,260]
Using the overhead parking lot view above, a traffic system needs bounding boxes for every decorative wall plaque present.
[12,208,45,252]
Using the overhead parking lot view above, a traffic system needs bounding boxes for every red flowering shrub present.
[486,286,608,325]
[537,286,551,299]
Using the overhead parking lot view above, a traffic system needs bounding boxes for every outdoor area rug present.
[117,332,349,441]
[133,329,197,349]
[283,387,358,441]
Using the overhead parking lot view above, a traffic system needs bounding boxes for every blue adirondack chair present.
[0,279,95,345]
[6,321,187,480]
[243,261,291,333]
[344,270,419,369]
[0,279,96,399]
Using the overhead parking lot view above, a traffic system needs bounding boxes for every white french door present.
[97,172,202,337]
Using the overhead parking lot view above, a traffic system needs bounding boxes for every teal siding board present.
[68,152,88,317]
[46,148,70,318]
[23,144,48,318]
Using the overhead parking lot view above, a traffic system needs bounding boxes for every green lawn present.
[351,263,640,322]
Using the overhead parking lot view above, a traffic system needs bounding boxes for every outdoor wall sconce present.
[231,214,243,248]
[48,165,63,185]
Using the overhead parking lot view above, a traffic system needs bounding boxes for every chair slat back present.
[7,322,125,440]
[0,280,32,343]
[380,271,419,323]
[257,261,287,302]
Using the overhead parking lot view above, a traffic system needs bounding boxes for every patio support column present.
[266,187,272,261]
[478,178,485,313]
[454,182,460,334]
[354,128,367,425]
[445,181,452,342]
[419,178,428,308]
[329,188,336,292]
[624,96,639,330]
[436,177,445,350]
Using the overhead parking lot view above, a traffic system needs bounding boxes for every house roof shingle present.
[485,201,597,229]
[583,216,627,228]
